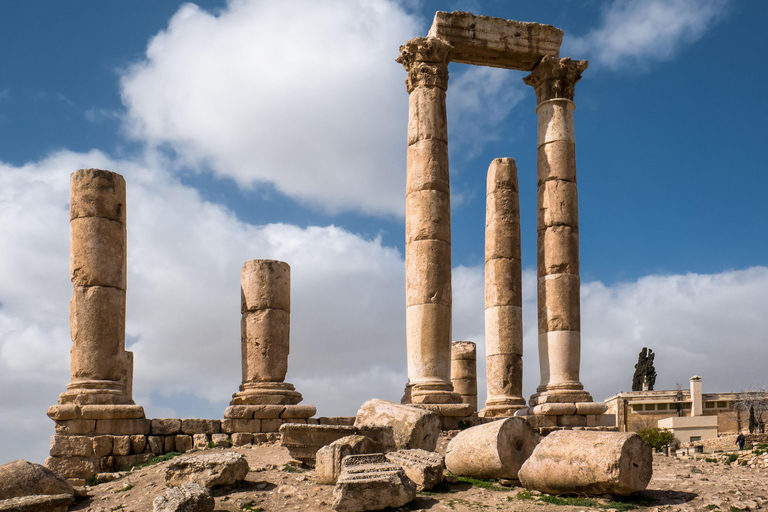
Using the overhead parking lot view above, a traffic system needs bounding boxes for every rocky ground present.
[69,440,768,512]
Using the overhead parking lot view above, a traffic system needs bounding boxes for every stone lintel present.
[427,11,562,71]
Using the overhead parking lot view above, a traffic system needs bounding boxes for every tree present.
[749,405,757,434]
[731,385,768,434]
[632,347,657,391]
[637,427,675,450]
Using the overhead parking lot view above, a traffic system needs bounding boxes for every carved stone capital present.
[523,56,588,103]
[397,36,452,93]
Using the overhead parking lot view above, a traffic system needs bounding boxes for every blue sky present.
[1,0,766,464]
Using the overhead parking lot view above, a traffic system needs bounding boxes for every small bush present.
[637,427,675,450]
[281,462,304,473]
[705,457,718,463]
[727,454,738,464]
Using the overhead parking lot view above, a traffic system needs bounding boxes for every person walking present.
[736,432,746,450]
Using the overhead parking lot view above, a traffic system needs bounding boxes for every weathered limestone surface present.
[0,460,74,500]
[483,158,526,417]
[355,399,441,452]
[0,494,74,512]
[450,341,477,411]
[386,449,444,491]
[445,418,539,480]
[331,454,416,512]
[316,435,372,485]
[427,11,563,70]
[153,483,214,512]
[518,431,652,496]
[398,36,462,406]
[523,56,594,408]
[280,424,358,467]
[165,452,249,488]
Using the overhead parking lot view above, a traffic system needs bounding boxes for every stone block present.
[522,414,558,428]
[211,434,230,448]
[405,189,451,244]
[175,435,193,453]
[231,433,253,446]
[485,257,522,307]
[574,402,609,415]
[484,306,523,356]
[151,418,181,435]
[405,240,452,307]
[537,274,580,333]
[95,419,150,436]
[318,417,356,426]
[558,414,588,427]
[427,11,563,71]
[0,494,73,512]
[252,433,269,445]
[181,419,221,435]
[537,140,576,186]
[355,426,397,453]
[130,435,146,454]
[261,419,282,432]
[532,403,577,416]
[147,436,163,455]
[166,452,250,488]
[537,179,578,230]
[316,435,372,485]
[54,420,95,436]
[445,417,539,480]
[331,454,416,512]
[93,436,113,458]
[152,482,214,512]
[280,405,316,419]
[44,456,101,480]
[46,404,80,421]
[407,86,448,145]
[49,435,93,458]
[0,459,74,500]
[537,99,575,146]
[163,435,176,454]
[518,431,652,496]
[355,399,441,452]
[221,419,261,434]
[386,449,444,491]
[80,404,144,420]
[114,453,153,471]
[485,220,521,261]
[406,139,450,195]
[283,418,306,425]
[112,436,131,456]
[193,434,210,450]
[537,226,579,277]
[279,424,358,467]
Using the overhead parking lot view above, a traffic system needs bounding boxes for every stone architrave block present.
[354,399,441,452]
[165,452,250,489]
[445,417,539,480]
[49,435,93,458]
[193,434,210,451]
[0,460,74,500]
[331,454,417,512]
[316,435,371,485]
[386,449,444,491]
[231,433,253,446]
[130,435,147,454]
[151,418,182,436]
[152,482,214,512]
[112,436,131,456]
[181,419,221,435]
[93,436,114,458]
[0,494,74,512]
[211,434,231,448]
[175,435,193,453]
[518,431,652,496]
[148,436,163,455]
[279,424,357,467]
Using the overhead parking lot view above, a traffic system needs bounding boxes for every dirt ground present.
[70,440,768,512]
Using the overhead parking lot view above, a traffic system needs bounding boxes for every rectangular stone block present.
[95,419,150,436]
[70,217,127,289]
[406,139,450,195]
[115,453,153,471]
[283,418,307,425]
[45,456,102,479]
[163,435,175,454]
[181,419,221,435]
[405,240,452,307]
[49,435,93,457]
[55,420,96,436]
[307,418,319,425]
[485,257,522,307]
[80,404,144,420]
[112,436,131,456]
[427,11,563,71]
[252,433,269,444]
[232,433,253,446]
[93,435,113,458]
[407,86,447,145]
[47,404,80,421]
[522,414,558,428]
[574,402,609,415]
[557,414,588,427]
[223,405,255,419]
[538,140,576,186]
[151,418,182,435]
[537,180,578,230]
[532,403,577,416]
[318,417,356,426]
[261,419,282,433]
[130,435,147,454]
[537,226,579,278]
[211,434,231,448]
[175,435,193,453]
[148,436,163,455]
[221,418,261,434]
[193,433,210,450]
[485,305,523,356]
[485,220,521,261]
[537,274,580,333]
[280,405,316,419]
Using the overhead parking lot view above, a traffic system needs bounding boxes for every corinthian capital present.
[523,56,588,104]
[396,37,452,93]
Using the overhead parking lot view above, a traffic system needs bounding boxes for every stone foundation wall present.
[681,433,768,451]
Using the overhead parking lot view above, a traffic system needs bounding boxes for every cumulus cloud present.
[565,0,729,70]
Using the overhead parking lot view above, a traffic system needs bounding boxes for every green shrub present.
[705,457,718,463]
[727,454,738,463]
[637,427,675,450]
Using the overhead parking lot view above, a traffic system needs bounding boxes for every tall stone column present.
[451,341,477,411]
[481,158,526,417]
[57,169,135,407]
[397,37,461,406]
[523,56,593,406]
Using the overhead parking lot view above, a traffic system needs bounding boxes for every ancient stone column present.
[481,158,526,417]
[397,37,461,406]
[523,56,593,406]
[57,169,134,406]
[451,341,477,411]
[231,259,303,406]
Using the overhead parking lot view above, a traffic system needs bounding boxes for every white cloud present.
[119,0,420,216]
[565,0,729,70]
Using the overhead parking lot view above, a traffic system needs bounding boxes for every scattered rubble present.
[165,451,249,488]
[354,399,441,451]
[385,448,444,491]
[331,454,416,512]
